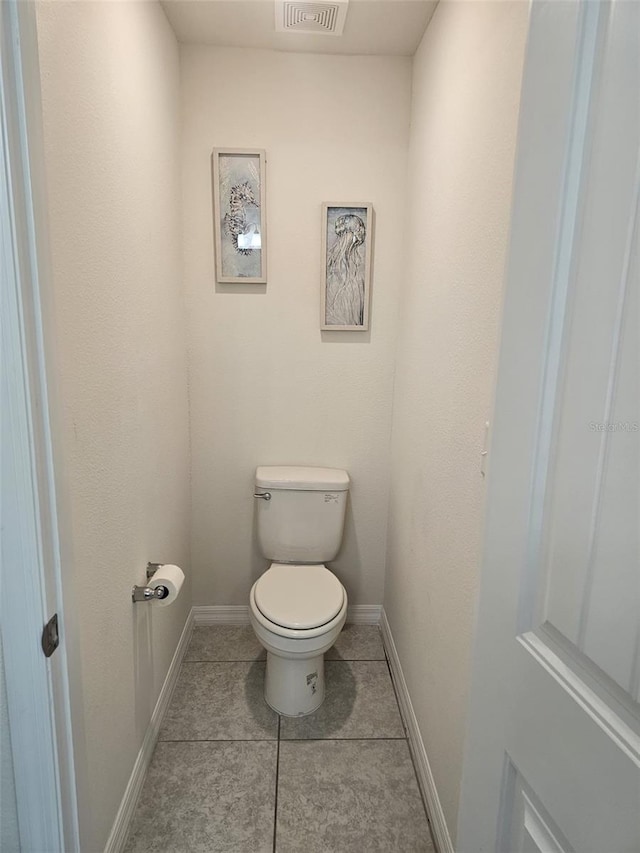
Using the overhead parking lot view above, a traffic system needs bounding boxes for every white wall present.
[384,0,529,842]
[35,2,191,849]
[181,47,411,606]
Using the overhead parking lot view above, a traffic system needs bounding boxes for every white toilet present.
[249,466,349,716]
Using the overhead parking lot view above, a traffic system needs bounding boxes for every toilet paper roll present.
[149,564,184,607]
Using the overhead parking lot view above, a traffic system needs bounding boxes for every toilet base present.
[264,651,325,716]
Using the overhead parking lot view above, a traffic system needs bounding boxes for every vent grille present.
[276,1,349,36]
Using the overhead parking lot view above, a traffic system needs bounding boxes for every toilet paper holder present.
[132,563,169,603]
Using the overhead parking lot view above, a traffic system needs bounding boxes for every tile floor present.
[124,625,435,852]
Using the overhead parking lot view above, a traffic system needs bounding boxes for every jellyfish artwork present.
[324,212,367,326]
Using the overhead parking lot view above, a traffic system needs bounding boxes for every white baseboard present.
[193,605,250,625]
[380,609,454,853]
[104,609,194,853]
[346,604,382,624]
[193,603,382,626]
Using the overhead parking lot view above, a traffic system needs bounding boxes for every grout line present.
[182,657,387,663]
[157,735,407,743]
[273,716,281,853]
[384,650,408,735]
[275,736,407,742]
[158,738,278,743]
[182,659,266,664]
[279,737,409,744]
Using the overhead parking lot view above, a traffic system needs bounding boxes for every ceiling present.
[162,0,439,56]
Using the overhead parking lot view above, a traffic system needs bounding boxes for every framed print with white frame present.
[321,202,373,330]
[212,148,267,284]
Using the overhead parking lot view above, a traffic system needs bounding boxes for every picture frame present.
[212,148,267,284]
[320,202,374,331]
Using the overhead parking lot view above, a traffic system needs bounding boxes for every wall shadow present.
[214,282,266,295]
[245,656,357,736]
[320,329,371,344]
[132,600,154,737]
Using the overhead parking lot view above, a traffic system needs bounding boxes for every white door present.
[1,2,80,850]
[458,2,639,852]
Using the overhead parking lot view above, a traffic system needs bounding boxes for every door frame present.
[1,1,86,849]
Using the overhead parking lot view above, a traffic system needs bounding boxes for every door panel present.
[510,634,639,852]
[458,2,640,851]
[541,0,639,696]
[505,768,574,853]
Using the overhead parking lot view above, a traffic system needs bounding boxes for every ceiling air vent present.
[275,0,349,36]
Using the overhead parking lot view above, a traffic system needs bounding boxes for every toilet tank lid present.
[255,466,350,491]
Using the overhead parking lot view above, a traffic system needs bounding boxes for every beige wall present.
[181,46,411,606]
[35,2,191,849]
[384,0,529,842]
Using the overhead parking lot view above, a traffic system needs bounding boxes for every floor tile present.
[124,741,276,853]
[160,662,278,741]
[276,739,434,852]
[185,625,265,662]
[326,624,385,660]
[280,661,404,740]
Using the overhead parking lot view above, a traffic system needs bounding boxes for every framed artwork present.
[320,202,373,330]
[212,148,267,283]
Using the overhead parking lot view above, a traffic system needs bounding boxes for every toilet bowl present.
[249,563,347,715]
[249,466,350,716]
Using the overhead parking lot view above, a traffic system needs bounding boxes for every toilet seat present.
[254,564,344,630]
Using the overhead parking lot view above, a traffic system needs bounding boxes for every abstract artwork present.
[320,203,373,330]
[212,149,267,283]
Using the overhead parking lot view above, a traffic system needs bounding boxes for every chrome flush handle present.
[253,492,271,501]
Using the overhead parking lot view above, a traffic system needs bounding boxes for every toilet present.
[249,466,349,716]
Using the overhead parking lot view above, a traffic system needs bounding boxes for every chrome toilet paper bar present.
[131,562,169,604]
[132,584,169,603]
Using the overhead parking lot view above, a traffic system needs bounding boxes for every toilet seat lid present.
[254,564,344,630]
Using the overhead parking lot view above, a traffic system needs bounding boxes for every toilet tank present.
[254,466,350,564]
